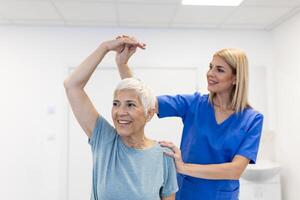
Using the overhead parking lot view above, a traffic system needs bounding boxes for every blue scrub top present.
[157,92,263,200]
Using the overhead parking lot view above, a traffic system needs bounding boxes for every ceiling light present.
[181,0,244,6]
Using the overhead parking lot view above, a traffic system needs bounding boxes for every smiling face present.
[111,89,148,137]
[206,55,236,95]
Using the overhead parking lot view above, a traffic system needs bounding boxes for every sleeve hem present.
[157,96,169,118]
[236,152,256,164]
[161,188,178,197]
[88,116,102,146]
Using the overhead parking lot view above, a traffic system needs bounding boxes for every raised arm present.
[64,37,145,138]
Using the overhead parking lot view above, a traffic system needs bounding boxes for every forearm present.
[177,162,243,180]
[117,63,133,79]
[64,44,108,89]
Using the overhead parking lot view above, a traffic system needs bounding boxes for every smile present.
[117,120,132,124]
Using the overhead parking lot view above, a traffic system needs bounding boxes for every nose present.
[116,105,128,116]
[207,68,214,77]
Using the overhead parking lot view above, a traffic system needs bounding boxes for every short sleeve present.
[161,149,179,197]
[88,116,116,152]
[236,113,264,164]
[157,92,200,120]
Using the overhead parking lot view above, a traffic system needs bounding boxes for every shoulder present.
[241,107,264,121]
[95,115,115,131]
[89,116,117,146]
[186,91,208,101]
[160,146,176,164]
[153,145,173,159]
[179,92,209,107]
[239,107,264,132]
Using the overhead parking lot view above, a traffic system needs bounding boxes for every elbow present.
[63,79,69,89]
[63,78,77,90]
[64,77,84,90]
[63,78,73,91]
[230,167,245,180]
[231,171,243,180]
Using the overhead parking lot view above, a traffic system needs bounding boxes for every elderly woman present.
[63,37,178,200]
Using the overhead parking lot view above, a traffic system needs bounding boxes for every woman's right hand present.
[115,44,138,67]
[101,35,145,54]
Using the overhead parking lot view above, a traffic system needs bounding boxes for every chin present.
[207,86,222,93]
[116,128,132,137]
[207,87,215,93]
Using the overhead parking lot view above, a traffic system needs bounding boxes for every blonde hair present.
[114,78,156,115]
[209,48,250,112]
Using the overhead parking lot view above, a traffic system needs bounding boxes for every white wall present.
[0,26,273,200]
[271,12,300,200]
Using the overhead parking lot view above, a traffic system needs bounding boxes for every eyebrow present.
[113,99,137,103]
[210,63,225,68]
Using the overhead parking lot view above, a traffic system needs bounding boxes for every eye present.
[217,68,225,73]
[112,101,119,107]
[209,64,213,69]
[128,103,136,107]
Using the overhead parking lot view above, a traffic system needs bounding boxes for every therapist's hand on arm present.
[159,141,249,180]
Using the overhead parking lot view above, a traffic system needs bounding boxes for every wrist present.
[98,42,110,54]
[177,162,187,174]
[117,63,128,68]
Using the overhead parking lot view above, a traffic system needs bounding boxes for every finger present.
[165,142,180,153]
[163,151,175,158]
[158,141,169,146]
[116,35,129,39]
[159,140,170,144]
[123,45,129,54]
[119,45,125,53]
[129,46,137,54]
[138,43,146,49]
[122,38,146,49]
[159,141,174,150]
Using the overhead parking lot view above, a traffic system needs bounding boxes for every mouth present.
[207,79,218,86]
[118,120,131,124]
[116,119,132,126]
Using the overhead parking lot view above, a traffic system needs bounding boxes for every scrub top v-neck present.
[157,92,263,200]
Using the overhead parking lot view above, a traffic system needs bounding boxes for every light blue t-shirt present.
[88,116,178,200]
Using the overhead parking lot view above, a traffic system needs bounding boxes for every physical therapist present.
[116,36,264,200]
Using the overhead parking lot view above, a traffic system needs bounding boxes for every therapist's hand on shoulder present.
[159,141,186,173]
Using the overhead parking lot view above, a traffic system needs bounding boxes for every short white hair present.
[114,78,156,115]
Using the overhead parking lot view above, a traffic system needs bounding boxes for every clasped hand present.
[101,35,146,66]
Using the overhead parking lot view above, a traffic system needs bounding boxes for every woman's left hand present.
[114,35,146,67]
[159,141,185,172]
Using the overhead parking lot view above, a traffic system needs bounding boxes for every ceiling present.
[0,0,300,30]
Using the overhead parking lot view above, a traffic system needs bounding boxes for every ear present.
[146,108,155,122]
[232,76,237,85]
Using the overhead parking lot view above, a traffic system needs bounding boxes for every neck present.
[213,93,232,111]
[121,134,153,149]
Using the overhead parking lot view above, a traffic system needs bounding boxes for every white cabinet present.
[240,175,281,200]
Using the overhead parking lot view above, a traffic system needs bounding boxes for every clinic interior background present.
[1,5,300,200]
